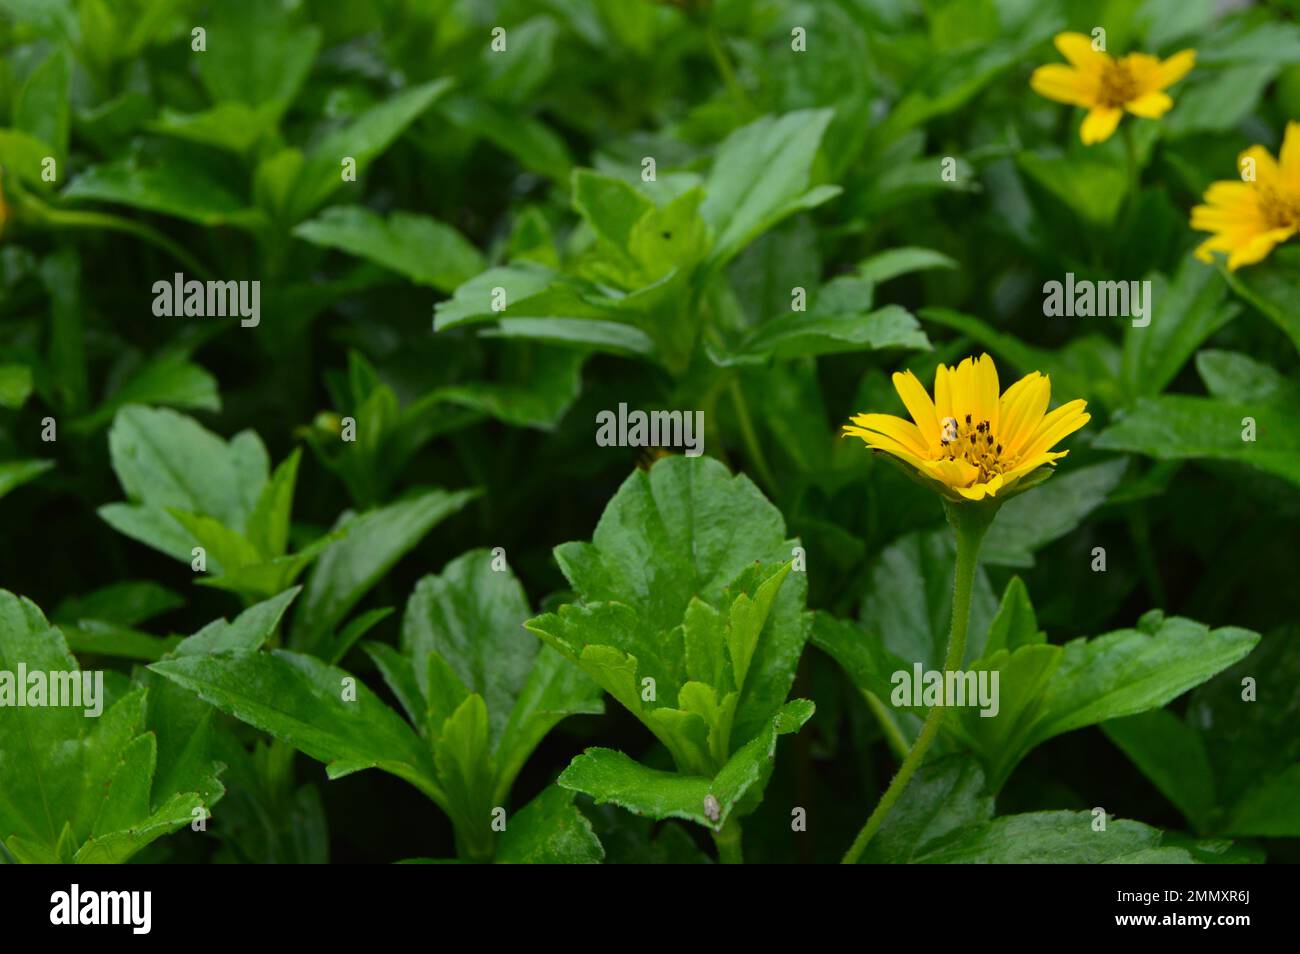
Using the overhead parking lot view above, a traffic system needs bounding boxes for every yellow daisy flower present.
[1191,122,1300,271]
[843,354,1090,501]
[1030,32,1195,145]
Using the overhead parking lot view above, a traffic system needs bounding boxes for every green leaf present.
[1227,764,1300,836]
[1120,256,1237,399]
[195,0,320,116]
[292,488,479,661]
[725,304,928,364]
[173,587,301,657]
[149,103,283,155]
[0,590,84,846]
[558,699,814,831]
[0,591,222,863]
[860,528,997,671]
[1027,615,1259,757]
[102,405,266,537]
[857,247,958,284]
[0,460,54,501]
[1018,152,1128,228]
[1095,394,1300,489]
[862,755,992,863]
[1188,627,1300,837]
[72,351,220,432]
[402,549,602,812]
[495,785,603,864]
[53,581,183,629]
[293,206,484,293]
[60,622,181,662]
[701,109,839,269]
[14,48,70,162]
[494,644,604,803]
[402,549,537,748]
[0,364,34,409]
[1164,64,1278,138]
[1222,245,1300,354]
[1196,349,1290,404]
[981,459,1127,567]
[288,79,453,221]
[572,169,655,252]
[537,455,810,746]
[65,158,260,228]
[149,648,440,799]
[919,811,1194,864]
[811,612,909,705]
[439,94,572,183]
[981,577,1045,657]
[246,449,300,560]
[1102,709,1218,832]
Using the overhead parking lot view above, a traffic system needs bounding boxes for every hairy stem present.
[712,817,744,864]
[841,500,995,864]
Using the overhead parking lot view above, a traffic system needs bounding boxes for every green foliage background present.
[0,0,1297,863]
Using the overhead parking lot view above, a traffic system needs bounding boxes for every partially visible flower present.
[1191,122,1300,271]
[1030,32,1195,145]
[843,354,1089,502]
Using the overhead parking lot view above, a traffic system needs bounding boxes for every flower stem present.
[712,818,744,864]
[1120,123,1140,229]
[705,26,751,115]
[841,500,995,864]
[727,376,777,493]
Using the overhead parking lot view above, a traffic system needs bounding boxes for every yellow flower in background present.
[1030,32,1195,145]
[1191,123,1300,271]
[843,354,1090,501]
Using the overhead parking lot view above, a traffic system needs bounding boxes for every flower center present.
[1257,183,1300,231]
[939,415,1010,482]
[1098,62,1138,108]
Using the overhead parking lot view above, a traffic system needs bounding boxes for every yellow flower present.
[1030,32,1195,145]
[1190,122,1300,271]
[843,354,1090,501]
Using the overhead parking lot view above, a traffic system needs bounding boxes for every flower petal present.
[998,372,1051,458]
[1226,226,1297,271]
[842,426,932,472]
[1238,145,1281,188]
[847,412,930,457]
[891,370,942,447]
[1279,121,1300,182]
[1030,64,1099,107]
[1125,91,1173,118]
[974,353,1000,435]
[1153,49,1196,89]
[1019,400,1090,459]
[1080,106,1122,145]
[1054,32,1108,73]
[926,457,980,489]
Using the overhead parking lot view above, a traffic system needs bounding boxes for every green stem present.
[863,690,910,762]
[841,500,996,864]
[712,818,744,864]
[727,376,777,493]
[705,26,751,115]
[1120,123,1140,230]
[38,206,214,279]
